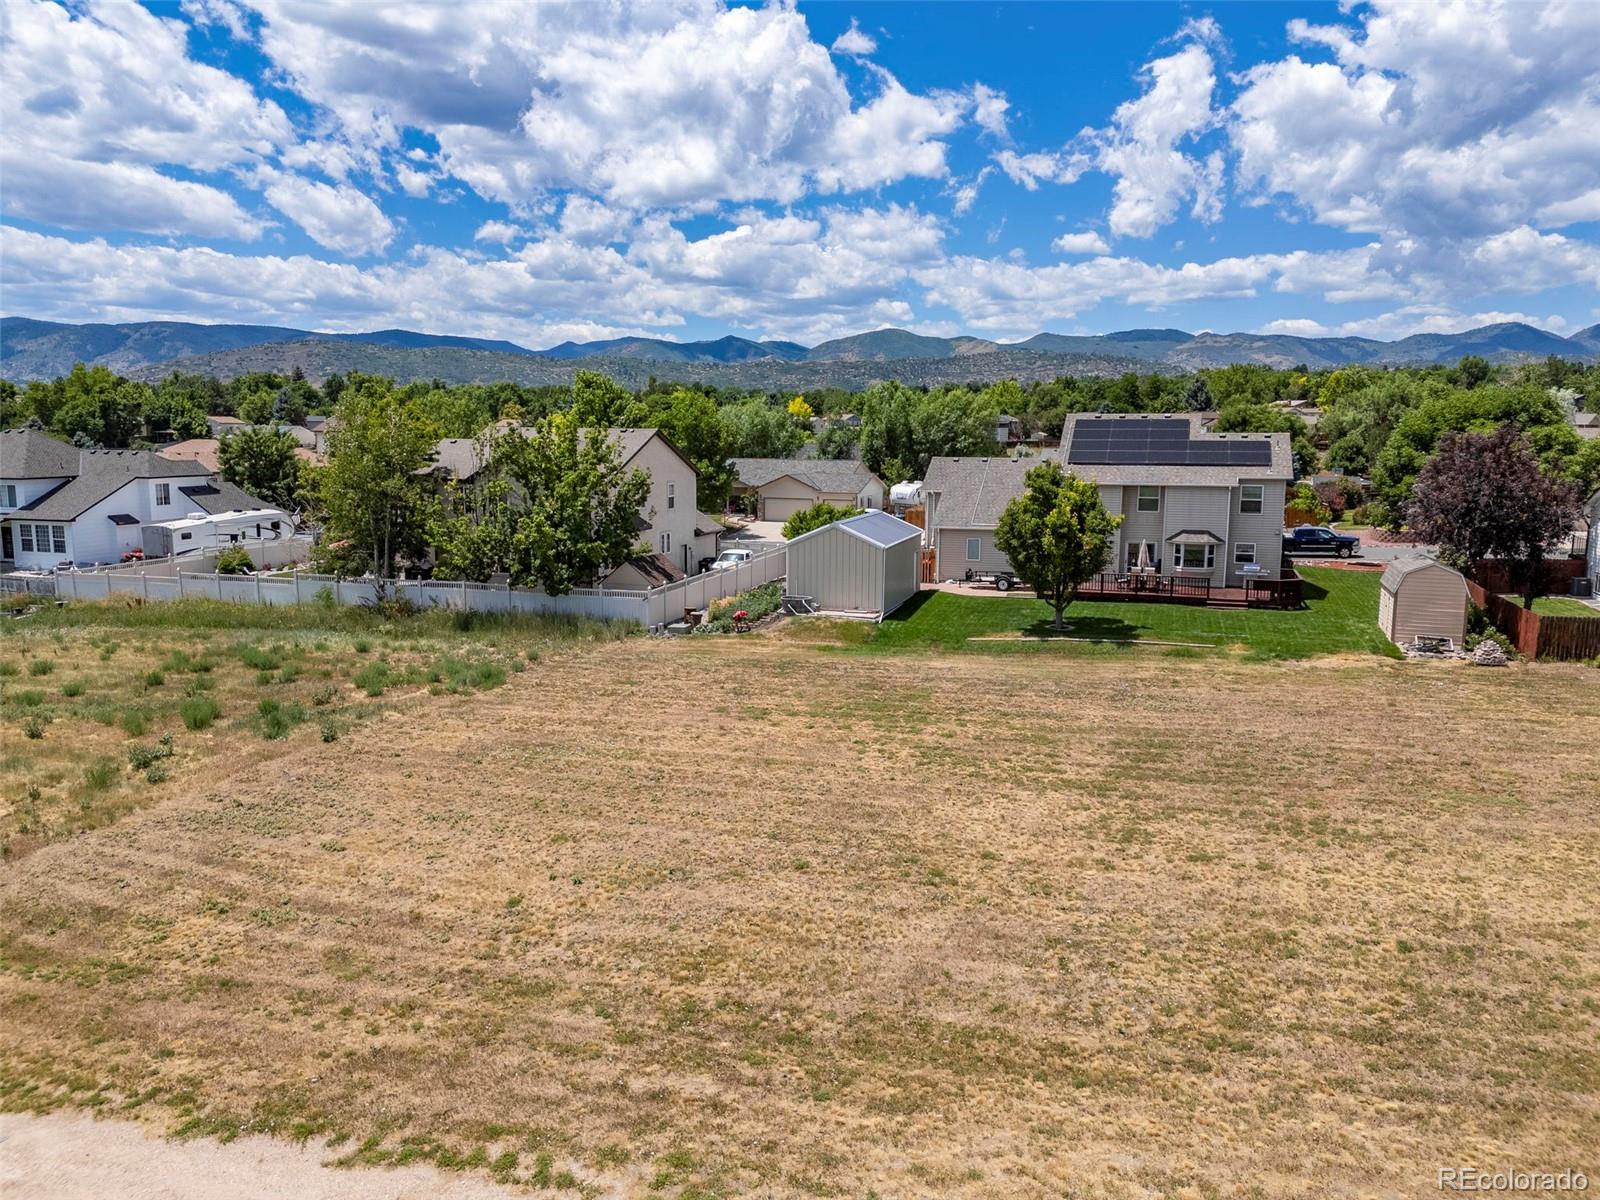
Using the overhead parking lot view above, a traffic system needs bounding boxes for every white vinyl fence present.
[4,545,787,630]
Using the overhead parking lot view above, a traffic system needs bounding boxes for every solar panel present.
[1065,418,1274,467]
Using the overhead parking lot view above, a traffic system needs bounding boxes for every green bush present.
[353,662,391,697]
[319,718,339,743]
[22,713,51,739]
[310,684,336,706]
[127,738,174,771]
[145,763,171,784]
[143,670,166,688]
[27,659,54,676]
[699,581,785,634]
[180,697,221,731]
[214,546,255,575]
[781,501,862,540]
[83,759,119,791]
[234,644,281,671]
[60,680,86,698]
[120,708,149,737]
[13,689,47,707]
[0,662,18,677]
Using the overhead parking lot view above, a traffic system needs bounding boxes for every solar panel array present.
[1065,417,1272,467]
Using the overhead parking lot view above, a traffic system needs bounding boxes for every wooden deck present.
[1075,571,1305,610]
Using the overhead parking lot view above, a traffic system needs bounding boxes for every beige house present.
[420,426,709,586]
[729,458,885,522]
[1379,557,1470,648]
[925,414,1293,587]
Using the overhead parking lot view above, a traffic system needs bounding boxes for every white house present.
[925,414,1293,588]
[2,429,270,570]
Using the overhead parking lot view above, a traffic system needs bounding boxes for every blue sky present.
[2,0,1597,350]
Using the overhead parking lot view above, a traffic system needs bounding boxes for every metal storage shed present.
[1379,557,1470,648]
[786,510,922,620]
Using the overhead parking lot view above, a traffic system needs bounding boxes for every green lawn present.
[870,566,1400,660]
[1498,593,1599,618]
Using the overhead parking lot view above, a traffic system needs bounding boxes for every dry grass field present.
[2,626,1598,1199]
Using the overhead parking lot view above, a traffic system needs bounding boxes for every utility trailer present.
[962,567,1019,592]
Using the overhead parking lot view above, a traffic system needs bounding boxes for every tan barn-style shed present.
[786,510,921,620]
[1379,557,1470,648]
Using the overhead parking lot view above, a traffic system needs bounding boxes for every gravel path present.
[0,1113,522,1200]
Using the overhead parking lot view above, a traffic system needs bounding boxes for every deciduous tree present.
[995,461,1121,630]
[218,426,303,510]
[1407,425,1580,608]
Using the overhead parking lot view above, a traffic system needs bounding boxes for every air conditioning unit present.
[1570,577,1594,598]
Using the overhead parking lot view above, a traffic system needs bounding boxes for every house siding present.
[788,521,918,617]
[627,436,699,576]
[1226,479,1288,585]
[1161,486,1232,586]
[936,528,1010,580]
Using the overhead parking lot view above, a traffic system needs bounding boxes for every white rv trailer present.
[141,508,292,558]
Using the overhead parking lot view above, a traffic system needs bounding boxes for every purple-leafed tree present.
[1407,424,1580,608]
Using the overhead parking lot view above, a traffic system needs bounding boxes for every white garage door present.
[762,495,815,522]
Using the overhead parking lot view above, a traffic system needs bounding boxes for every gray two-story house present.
[925,414,1292,587]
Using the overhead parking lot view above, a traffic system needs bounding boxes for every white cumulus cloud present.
[261,172,395,256]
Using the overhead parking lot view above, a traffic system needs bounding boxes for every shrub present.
[310,685,336,706]
[127,740,173,771]
[0,662,18,677]
[180,697,221,731]
[83,759,119,791]
[143,670,166,688]
[214,546,255,575]
[353,638,373,654]
[354,662,390,697]
[13,689,46,707]
[22,713,51,739]
[59,679,86,697]
[319,718,339,743]
[781,501,862,540]
[120,708,149,737]
[27,659,54,676]
[235,644,281,671]
[145,763,171,784]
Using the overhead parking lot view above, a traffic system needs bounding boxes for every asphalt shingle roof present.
[0,429,79,480]
[730,457,881,493]
[421,427,687,482]
[11,449,208,522]
[177,480,273,515]
[922,456,1032,528]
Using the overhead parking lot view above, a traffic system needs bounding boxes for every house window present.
[1136,485,1160,512]
[1176,543,1215,570]
[1234,542,1257,565]
[966,537,981,561]
[50,525,65,554]
[666,482,676,510]
[1125,541,1155,570]
[155,483,171,506]
[1240,484,1264,514]
[0,484,15,507]
[660,532,671,554]
[18,524,33,552]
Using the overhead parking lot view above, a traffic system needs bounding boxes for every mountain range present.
[3,315,1596,388]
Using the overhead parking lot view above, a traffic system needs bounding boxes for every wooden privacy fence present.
[1465,577,1600,661]
[1470,556,1587,596]
[6,544,788,631]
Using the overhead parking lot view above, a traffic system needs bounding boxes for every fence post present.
[141,572,149,601]
[255,572,263,605]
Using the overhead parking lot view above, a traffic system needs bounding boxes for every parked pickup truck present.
[1282,525,1361,558]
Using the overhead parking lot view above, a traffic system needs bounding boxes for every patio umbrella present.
[1137,541,1153,570]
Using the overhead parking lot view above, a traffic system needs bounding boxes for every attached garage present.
[786,510,922,620]
[1379,557,1470,648]
[729,458,887,523]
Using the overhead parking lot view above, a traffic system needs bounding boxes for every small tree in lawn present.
[1407,424,1580,608]
[995,461,1121,630]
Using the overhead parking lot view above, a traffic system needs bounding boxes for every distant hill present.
[538,334,805,363]
[4,315,1595,387]
[804,328,993,361]
[1568,324,1600,354]
[0,316,538,381]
